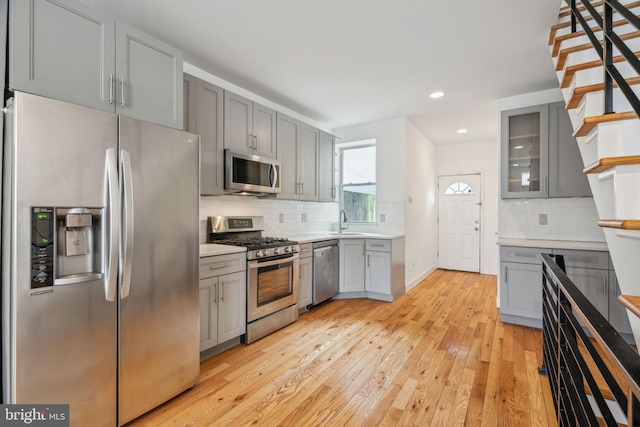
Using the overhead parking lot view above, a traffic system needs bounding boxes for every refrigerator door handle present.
[105,148,119,302]
[120,150,135,299]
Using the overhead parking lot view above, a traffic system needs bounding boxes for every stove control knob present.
[284,246,291,253]
[274,248,281,255]
[255,250,262,258]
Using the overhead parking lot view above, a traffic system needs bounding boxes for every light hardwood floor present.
[129,269,557,426]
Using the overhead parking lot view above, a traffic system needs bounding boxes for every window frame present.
[338,140,377,224]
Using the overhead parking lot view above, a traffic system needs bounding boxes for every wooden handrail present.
[598,219,640,229]
[574,111,638,137]
[567,76,640,108]
[583,154,640,173]
[618,294,640,319]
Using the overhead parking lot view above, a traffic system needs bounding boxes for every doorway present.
[437,174,481,272]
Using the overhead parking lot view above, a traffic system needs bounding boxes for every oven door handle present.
[249,254,299,269]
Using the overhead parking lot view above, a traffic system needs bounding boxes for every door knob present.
[474,227,479,231]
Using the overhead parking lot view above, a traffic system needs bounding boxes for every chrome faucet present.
[339,209,349,233]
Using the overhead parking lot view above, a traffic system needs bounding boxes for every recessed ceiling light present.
[514,145,524,149]
[429,91,444,99]
[456,129,467,134]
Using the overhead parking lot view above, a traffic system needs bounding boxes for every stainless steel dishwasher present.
[312,239,339,305]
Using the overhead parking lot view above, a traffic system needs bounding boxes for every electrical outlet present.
[380,213,386,223]
[279,213,284,223]
[301,213,307,222]
[539,214,548,225]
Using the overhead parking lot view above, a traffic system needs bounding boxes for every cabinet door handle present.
[603,275,607,294]
[208,263,230,270]
[220,281,225,302]
[214,283,218,304]
[504,265,508,283]
[367,254,370,267]
[301,182,304,195]
[120,77,126,107]
[544,176,548,194]
[253,134,257,149]
[108,74,114,104]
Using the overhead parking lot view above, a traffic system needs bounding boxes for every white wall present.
[334,117,437,290]
[435,139,500,275]
[405,120,437,287]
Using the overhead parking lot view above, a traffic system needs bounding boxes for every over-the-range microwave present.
[224,149,281,195]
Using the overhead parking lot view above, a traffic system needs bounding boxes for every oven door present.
[247,254,299,322]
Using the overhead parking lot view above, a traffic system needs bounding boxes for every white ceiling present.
[82,0,562,144]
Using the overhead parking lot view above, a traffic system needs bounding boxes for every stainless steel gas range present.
[208,216,300,343]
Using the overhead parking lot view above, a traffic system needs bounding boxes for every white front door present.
[437,174,481,272]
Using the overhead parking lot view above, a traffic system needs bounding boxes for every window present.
[444,182,474,195]
[339,140,376,223]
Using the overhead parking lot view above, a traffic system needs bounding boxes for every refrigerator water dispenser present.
[55,207,104,285]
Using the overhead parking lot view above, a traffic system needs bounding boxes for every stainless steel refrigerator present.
[1,91,200,426]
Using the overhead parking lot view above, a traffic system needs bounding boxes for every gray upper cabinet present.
[501,101,591,199]
[9,0,183,129]
[223,91,277,158]
[184,73,224,195]
[276,113,319,201]
[548,101,592,197]
[318,131,336,202]
[114,21,183,129]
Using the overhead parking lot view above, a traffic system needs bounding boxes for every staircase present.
[551,0,640,346]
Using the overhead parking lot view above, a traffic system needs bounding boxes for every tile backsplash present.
[499,197,605,242]
[199,195,339,242]
[199,196,405,243]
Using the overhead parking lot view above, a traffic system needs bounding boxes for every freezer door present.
[118,117,200,425]
[2,92,118,426]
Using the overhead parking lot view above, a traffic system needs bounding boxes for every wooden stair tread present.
[551,1,640,45]
[598,219,640,229]
[552,18,631,58]
[556,31,640,71]
[618,294,640,319]
[584,154,640,173]
[567,76,640,109]
[561,53,640,88]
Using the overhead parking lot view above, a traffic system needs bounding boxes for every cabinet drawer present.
[366,239,390,252]
[500,246,552,264]
[200,252,246,279]
[299,243,313,259]
[553,249,608,270]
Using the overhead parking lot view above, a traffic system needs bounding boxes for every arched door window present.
[444,182,474,195]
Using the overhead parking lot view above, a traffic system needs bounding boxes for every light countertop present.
[200,243,247,258]
[497,238,609,252]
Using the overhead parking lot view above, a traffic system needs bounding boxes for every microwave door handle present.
[270,163,278,189]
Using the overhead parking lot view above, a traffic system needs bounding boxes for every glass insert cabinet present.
[501,104,550,198]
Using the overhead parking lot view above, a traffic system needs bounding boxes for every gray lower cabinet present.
[184,74,224,195]
[337,237,405,302]
[500,245,633,341]
[199,253,246,352]
[276,112,319,201]
[9,0,183,129]
[609,271,633,336]
[298,243,313,311]
[318,131,336,202]
[339,239,366,293]
[223,91,277,158]
[500,246,552,328]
